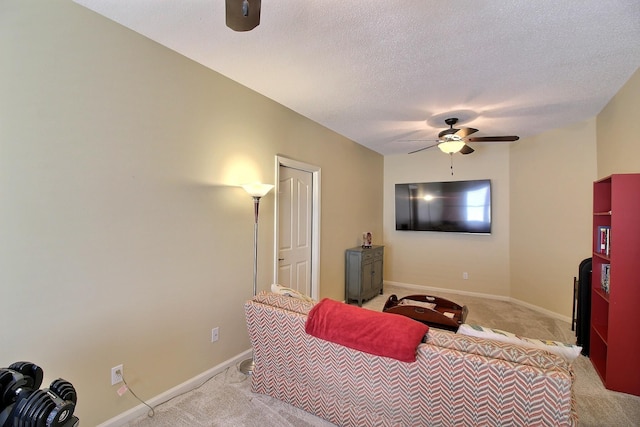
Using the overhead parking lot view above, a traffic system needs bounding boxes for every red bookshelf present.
[590,174,640,396]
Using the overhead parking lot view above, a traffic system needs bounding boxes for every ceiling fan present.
[226,0,261,32]
[407,117,519,155]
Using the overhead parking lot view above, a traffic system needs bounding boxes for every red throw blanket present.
[305,298,429,362]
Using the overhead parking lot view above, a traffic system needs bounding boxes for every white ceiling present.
[74,0,640,155]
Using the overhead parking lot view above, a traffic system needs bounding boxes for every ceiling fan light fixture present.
[438,140,465,154]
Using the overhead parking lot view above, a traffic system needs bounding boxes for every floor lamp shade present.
[241,183,274,198]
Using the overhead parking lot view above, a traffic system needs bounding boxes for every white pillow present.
[457,324,582,363]
[270,284,314,302]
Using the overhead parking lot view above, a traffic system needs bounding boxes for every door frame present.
[274,155,321,300]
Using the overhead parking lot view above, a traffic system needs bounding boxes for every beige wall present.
[0,1,382,425]
[509,120,597,316]
[597,67,640,178]
[383,145,511,297]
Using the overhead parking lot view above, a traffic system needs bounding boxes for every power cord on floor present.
[118,365,246,419]
[119,369,155,418]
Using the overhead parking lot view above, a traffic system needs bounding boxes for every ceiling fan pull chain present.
[450,153,454,175]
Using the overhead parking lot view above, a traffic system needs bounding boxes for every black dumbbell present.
[49,380,76,405]
[0,369,29,409]
[8,362,43,391]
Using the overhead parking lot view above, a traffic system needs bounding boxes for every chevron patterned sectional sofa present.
[245,292,577,426]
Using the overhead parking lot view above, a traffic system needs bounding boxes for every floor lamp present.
[239,182,274,375]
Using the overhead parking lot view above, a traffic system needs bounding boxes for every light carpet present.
[127,285,640,426]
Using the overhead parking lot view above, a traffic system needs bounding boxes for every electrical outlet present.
[111,364,123,385]
[463,272,469,280]
[211,327,219,342]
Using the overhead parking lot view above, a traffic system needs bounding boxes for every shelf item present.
[590,174,640,397]
[600,264,610,294]
[596,226,611,256]
[345,245,384,306]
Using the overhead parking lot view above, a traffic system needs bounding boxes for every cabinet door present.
[372,257,383,292]
[361,260,373,295]
[345,251,362,302]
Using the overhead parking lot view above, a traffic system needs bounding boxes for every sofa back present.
[245,293,577,426]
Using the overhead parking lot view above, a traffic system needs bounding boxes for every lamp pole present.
[239,183,273,375]
[250,195,260,297]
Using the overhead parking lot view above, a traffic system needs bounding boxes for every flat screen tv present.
[395,179,492,234]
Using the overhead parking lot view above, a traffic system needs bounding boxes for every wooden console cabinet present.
[590,174,640,396]
[345,245,383,306]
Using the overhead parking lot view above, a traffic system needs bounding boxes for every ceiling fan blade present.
[460,144,475,155]
[455,127,479,138]
[438,128,459,138]
[226,0,261,32]
[408,143,440,154]
[467,136,520,142]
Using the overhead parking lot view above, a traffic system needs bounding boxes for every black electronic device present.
[395,179,492,234]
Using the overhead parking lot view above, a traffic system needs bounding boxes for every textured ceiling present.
[74,0,640,155]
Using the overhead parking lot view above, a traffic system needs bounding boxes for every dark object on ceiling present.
[226,0,261,32]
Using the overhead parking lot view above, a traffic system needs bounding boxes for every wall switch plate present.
[111,364,123,385]
[211,327,219,342]
[463,272,469,280]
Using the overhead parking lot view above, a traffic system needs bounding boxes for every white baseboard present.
[96,349,252,427]
[384,280,511,302]
[384,281,572,324]
[509,297,572,323]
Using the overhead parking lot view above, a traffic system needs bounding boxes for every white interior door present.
[278,166,312,295]
[274,156,321,300]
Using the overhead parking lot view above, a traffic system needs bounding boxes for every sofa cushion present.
[305,298,429,362]
[457,323,582,363]
[426,329,568,370]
